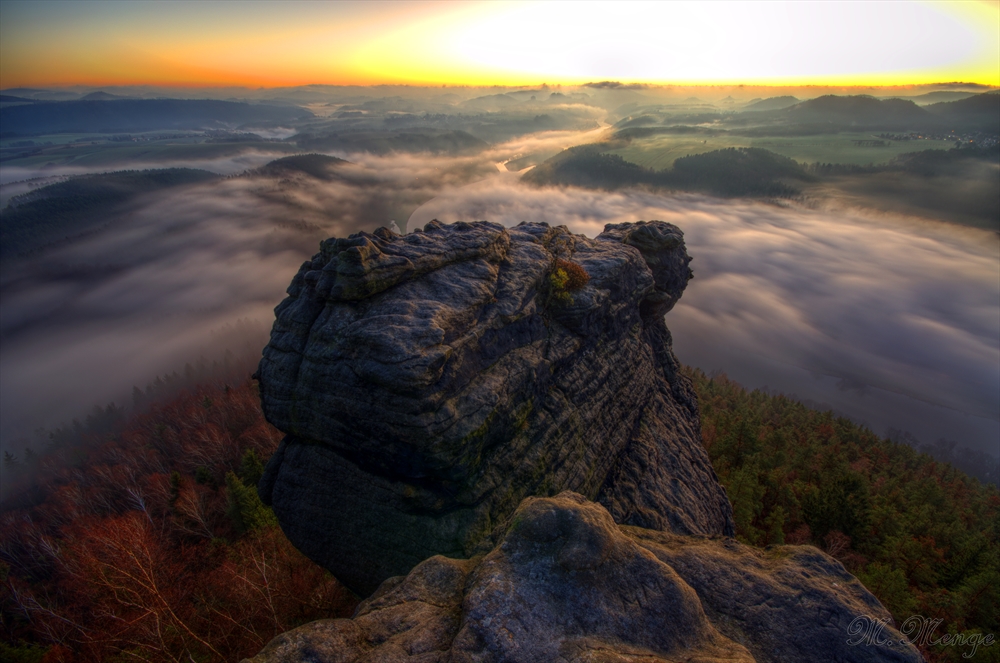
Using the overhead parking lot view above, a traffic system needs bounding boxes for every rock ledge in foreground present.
[244,493,923,663]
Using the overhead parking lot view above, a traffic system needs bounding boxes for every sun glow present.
[0,0,997,88]
[426,0,1000,86]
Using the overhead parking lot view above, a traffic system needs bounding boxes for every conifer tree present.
[226,472,277,534]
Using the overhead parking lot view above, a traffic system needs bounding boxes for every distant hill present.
[461,93,520,111]
[0,168,219,257]
[254,153,349,181]
[743,96,799,112]
[0,87,51,98]
[522,145,660,190]
[926,91,1000,133]
[0,99,313,135]
[294,128,488,155]
[80,91,129,101]
[881,91,979,105]
[524,145,813,197]
[506,89,546,100]
[783,95,929,129]
[727,93,999,134]
[887,143,1000,175]
[0,88,88,101]
[0,95,34,104]
[616,115,660,128]
[670,147,814,196]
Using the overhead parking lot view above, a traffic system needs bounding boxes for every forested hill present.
[1,364,996,662]
[523,145,815,197]
[743,96,800,112]
[782,95,930,128]
[292,128,488,155]
[251,153,350,181]
[926,91,1000,133]
[765,92,1000,133]
[0,99,313,135]
[0,168,219,258]
[689,368,999,663]
[0,378,357,663]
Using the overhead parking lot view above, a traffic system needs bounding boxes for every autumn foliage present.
[0,379,356,663]
[2,362,997,661]
[554,259,590,291]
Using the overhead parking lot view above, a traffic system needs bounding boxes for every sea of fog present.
[1,144,997,460]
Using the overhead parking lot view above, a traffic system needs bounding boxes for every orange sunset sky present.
[0,0,998,89]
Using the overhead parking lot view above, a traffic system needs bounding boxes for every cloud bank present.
[1,142,997,462]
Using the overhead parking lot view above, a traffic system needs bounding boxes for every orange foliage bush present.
[555,259,590,291]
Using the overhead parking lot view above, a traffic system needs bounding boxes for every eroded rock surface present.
[243,493,922,663]
[257,220,734,594]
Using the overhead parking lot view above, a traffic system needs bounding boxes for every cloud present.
[0,175,333,441]
[1,138,997,461]
[585,81,650,90]
[0,149,296,187]
[0,150,523,441]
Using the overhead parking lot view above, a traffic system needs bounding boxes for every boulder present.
[256,220,734,595]
[243,493,923,663]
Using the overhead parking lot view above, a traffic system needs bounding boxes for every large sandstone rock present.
[257,220,734,595]
[243,493,923,663]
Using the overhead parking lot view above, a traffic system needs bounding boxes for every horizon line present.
[4,80,999,92]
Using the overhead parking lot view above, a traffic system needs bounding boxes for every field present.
[605,131,957,170]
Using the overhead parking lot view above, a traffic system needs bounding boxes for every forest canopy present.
[1,366,995,662]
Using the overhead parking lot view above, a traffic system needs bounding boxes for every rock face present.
[257,219,735,595]
[243,492,923,663]
[252,219,920,663]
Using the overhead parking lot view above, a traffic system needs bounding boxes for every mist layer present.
[2,144,997,460]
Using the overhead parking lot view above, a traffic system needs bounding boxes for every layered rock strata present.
[244,493,923,663]
[257,219,733,595]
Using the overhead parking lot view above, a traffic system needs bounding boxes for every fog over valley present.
[1,82,998,477]
[4,2,1000,657]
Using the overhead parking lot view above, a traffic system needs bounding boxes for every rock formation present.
[257,219,733,595]
[252,219,923,662]
[244,492,923,663]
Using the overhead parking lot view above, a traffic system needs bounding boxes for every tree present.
[50,513,225,662]
[225,473,276,535]
[238,449,265,488]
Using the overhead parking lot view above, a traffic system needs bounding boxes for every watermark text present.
[847,615,995,659]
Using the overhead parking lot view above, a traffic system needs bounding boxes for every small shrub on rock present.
[555,259,590,291]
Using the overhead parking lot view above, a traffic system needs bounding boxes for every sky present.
[1,0,998,89]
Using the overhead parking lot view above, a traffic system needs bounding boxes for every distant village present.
[877,130,999,149]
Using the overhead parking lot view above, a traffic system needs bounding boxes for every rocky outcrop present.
[251,219,921,662]
[256,219,733,595]
[243,492,923,663]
